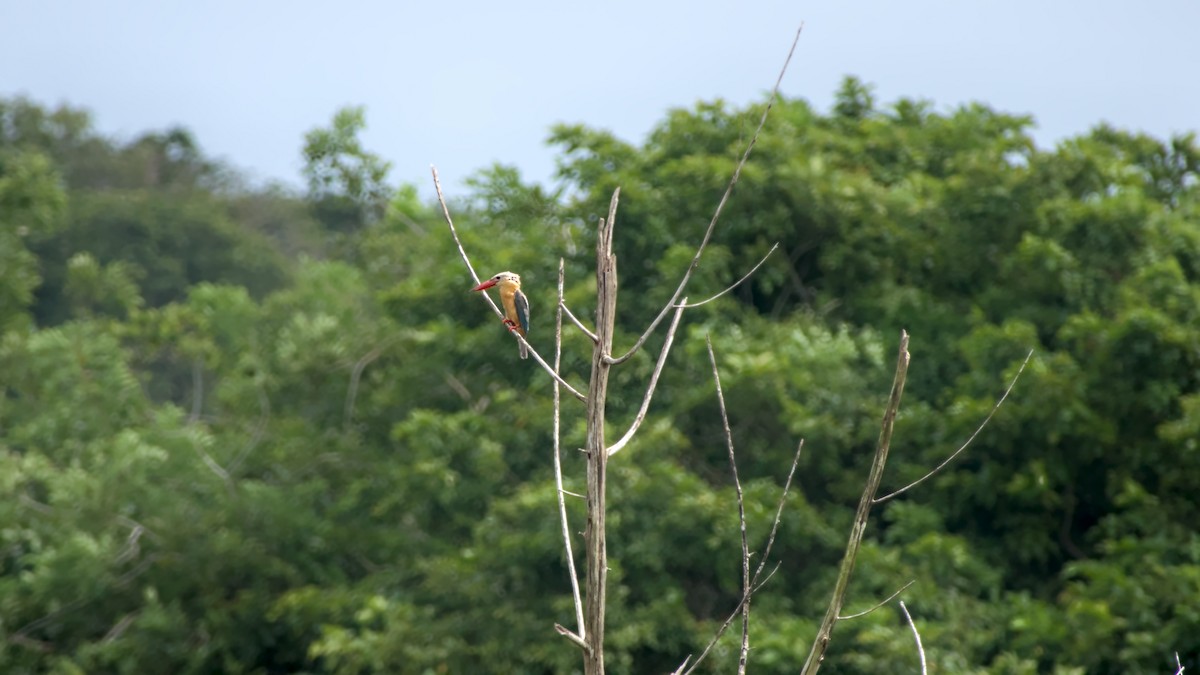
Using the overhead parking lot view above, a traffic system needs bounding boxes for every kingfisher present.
[471,271,529,359]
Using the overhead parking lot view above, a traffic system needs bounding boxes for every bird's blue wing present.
[514,289,530,335]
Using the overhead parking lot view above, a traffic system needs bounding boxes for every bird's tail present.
[518,339,529,359]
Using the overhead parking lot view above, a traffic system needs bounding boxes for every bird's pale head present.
[471,271,521,291]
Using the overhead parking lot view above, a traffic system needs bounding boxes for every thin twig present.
[344,333,402,428]
[554,258,586,640]
[432,166,587,403]
[899,601,928,675]
[192,437,231,486]
[684,439,804,675]
[561,301,599,343]
[432,166,484,288]
[12,551,159,646]
[605,298,687,457]
[1175,652,1185,675]
[750,561,783,594]
[671,655,692,675]
[102,612,138,643]
[113,521,144,565]
[675,244,779,309]
[875,348,1033,504]
[11,597,89,645]
[838,580,916,620]
[114,515,160,543]
[607,24,804,366]
[444,372,490,412]
[18,494,53,515]
[707,336,752,675]
[228,381,270,474]
[752,440,803,592]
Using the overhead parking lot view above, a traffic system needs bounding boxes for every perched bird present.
[471,271,529,359]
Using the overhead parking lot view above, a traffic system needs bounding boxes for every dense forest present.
[1,77,1198,673]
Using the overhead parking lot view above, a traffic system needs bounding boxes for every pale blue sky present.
[3,1,1197,195]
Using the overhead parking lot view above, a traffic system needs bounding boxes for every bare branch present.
[1175,652,1185,675]
[838,580,916,620]
[607,24,804,366]
[432,166,484,288]
[671,655,692,675]
[344,333,402,428]
[686,594,752,674]
[113,521,144,565]
[554,258,586,639]
[875,348,1033,505]
[753,439,803,588]
[114,515,161,543]
[605,298,687,457]
[11,544,160,647]
[228,381,271,475]
[8,634,51,653]
[555,623,591,654]
[684,439,804,675]
[192,436,231,486]
[432,166,588,403]
[707,336,753,674]
[102,612,138,643]
[561,300,599,343]
[510,320,578,394]
[750,561,783,594]
[675,243,779,309]
[444,373,491,413]
[899,601,928,675]
[18,493,53,515]
[802,331,910,675]
[11,596,89,647]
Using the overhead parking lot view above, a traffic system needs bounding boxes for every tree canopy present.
[1,79,1197,673]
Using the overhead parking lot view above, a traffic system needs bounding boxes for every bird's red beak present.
[471,279,498,292]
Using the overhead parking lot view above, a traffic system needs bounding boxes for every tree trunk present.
[583,205,618,675]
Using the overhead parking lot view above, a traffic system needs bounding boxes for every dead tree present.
[434,21,1029,673]
[435,25,802,671]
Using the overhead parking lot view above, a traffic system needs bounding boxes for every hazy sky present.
[3,1,1198,196]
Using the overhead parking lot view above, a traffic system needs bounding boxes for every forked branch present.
[561,301,599,343]
[706,336,752,674]
[838,580,915,620]
[607,24,804,366]
[605,299,687,457]
[675,243,779,309]
[800,331,910,675]
[874,349,1033,504]
[680,439,804,675]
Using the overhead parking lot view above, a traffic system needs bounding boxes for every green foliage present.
[1,97,223,192]
[303,106,394,234]
[63,253,143,319]
[3,82,1199,673]
[0,148,65,331]
[30,189,290,325]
